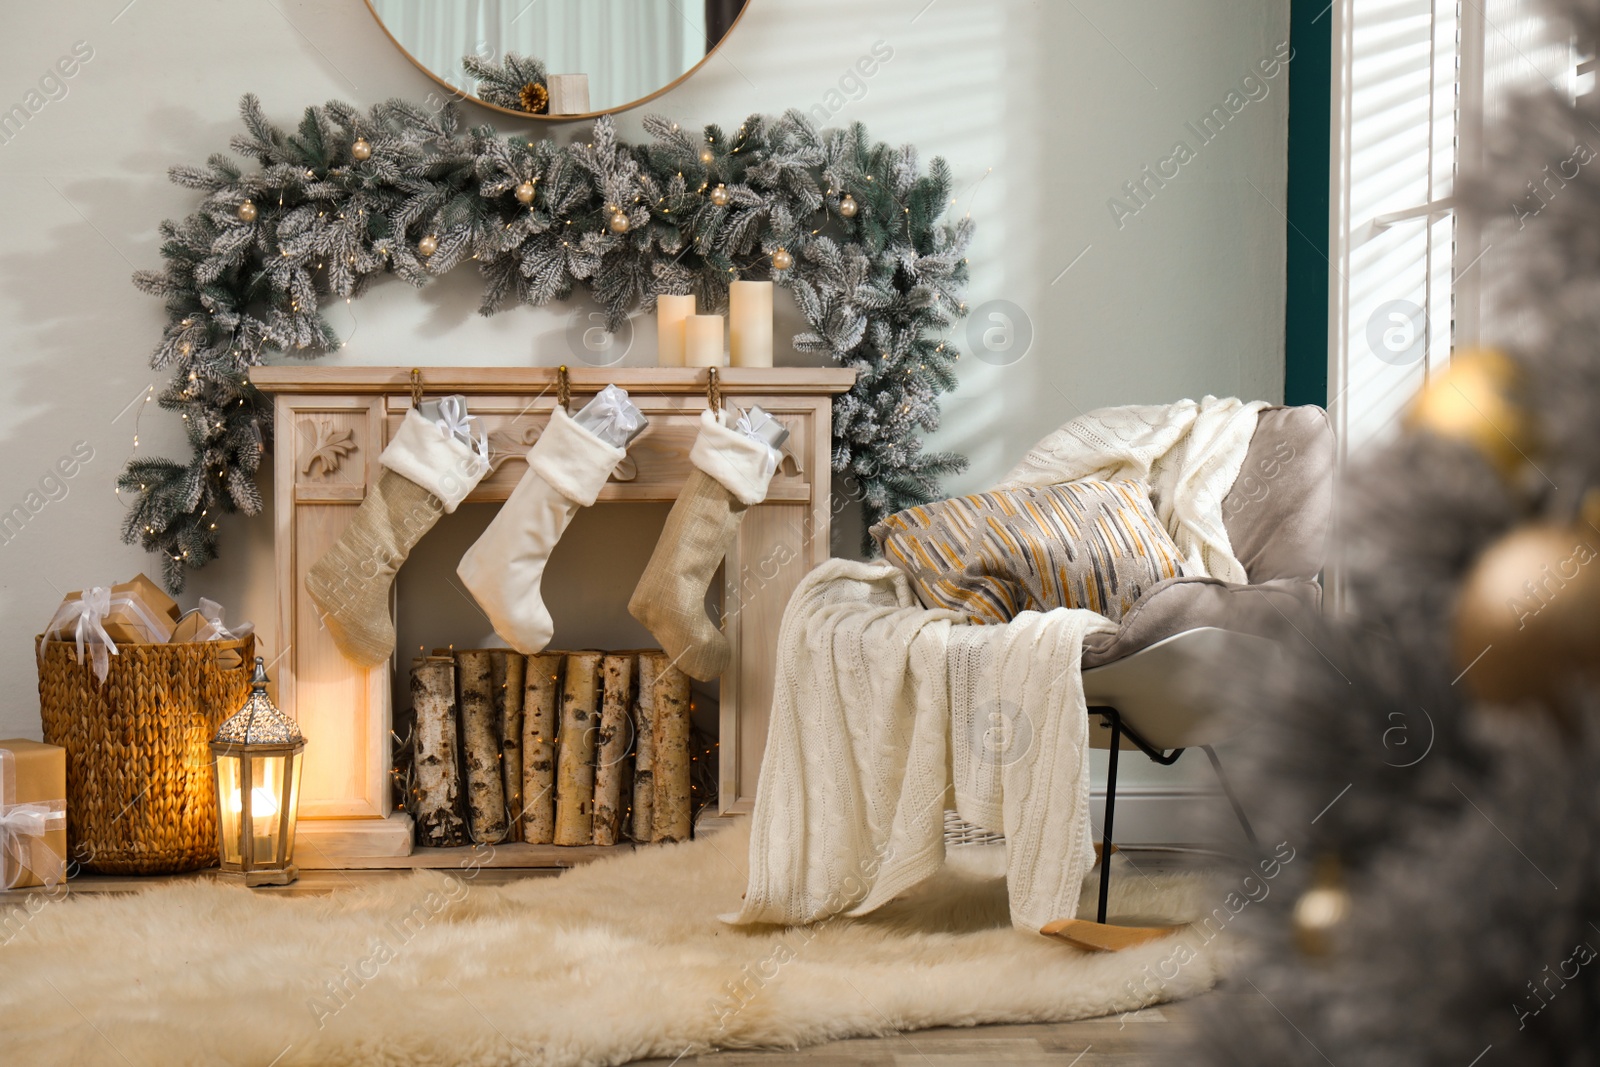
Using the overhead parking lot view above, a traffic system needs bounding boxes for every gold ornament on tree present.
[1404,348,1533,479]
[237,200,257,223]
[418,234,439,257]
[515,180,536,204]
[1292,856,1352,958]
[710,184,731,207]
[1452,490,1600,709]
[608,208,631,234]
[519,82,549,114]
[351,137,372,161]
[839,194,859,218]
[771,247,794,271]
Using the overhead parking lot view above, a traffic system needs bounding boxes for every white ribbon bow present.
[434,396,488,459]
[193,597,254,642]
[735,407,782,482]
[0,751,67,889]
[41,586,118,683]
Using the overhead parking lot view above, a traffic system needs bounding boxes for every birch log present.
[650,660,693,843]
[553,651,602,845]
[631,652,663,841]
[521,653,562,844]
[456,649,508,844]
[410,656,469,847]
[592,654,635,845]
[492,650,526,841]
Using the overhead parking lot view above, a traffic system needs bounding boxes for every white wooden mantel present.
[251,365,855,866]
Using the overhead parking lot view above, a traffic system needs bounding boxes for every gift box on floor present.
[0,738,68,890]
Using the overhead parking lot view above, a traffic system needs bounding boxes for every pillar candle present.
[728,280,774,368]
[656,294,695,367]
[685,314,726,367]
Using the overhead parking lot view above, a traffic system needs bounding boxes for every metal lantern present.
[209,657,306,886]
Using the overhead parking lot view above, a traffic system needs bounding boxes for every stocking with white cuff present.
[306,407,489,668]
[457,406,627,654]
[628,408,782,681]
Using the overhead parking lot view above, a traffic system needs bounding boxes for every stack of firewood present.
[407,649,694,848]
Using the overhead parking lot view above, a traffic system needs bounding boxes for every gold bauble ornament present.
[418,234,439,257]
[839,194,859,218]
[771,247,794,271]
[237,200,257,222]
[608,209,631,234]
[1404,348,1532,479]
[515,180,536,204]
[710,184,731,207]
[519,82,549,114]
[351,137,372,161]
[1452,492,1600,709]
[1292,857,1352,958]
[699,146,715,165]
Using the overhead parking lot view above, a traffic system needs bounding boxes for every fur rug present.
[0,822,1228,1066]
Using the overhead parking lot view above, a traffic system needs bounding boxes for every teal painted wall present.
[1285,0,1331,407]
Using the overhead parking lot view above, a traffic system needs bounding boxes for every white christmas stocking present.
[457,405,627,654]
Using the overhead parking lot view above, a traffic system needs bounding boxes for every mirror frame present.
[363,0,754,121]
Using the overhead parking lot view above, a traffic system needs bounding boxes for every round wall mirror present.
[366,0,751,120]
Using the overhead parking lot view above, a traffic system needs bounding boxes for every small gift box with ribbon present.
[172,597,256,672]
[0,738,68,890]
[417,394,490,457]
[41,574,181,683]
[734,404,791,480]
[573,383,649,449]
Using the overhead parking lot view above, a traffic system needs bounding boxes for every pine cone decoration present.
[519,82,549,114]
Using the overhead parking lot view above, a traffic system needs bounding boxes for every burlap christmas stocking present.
[306,408,489,667]
[629,408,782,681]
[457,406,627,654]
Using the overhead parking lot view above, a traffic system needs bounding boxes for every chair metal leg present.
[1201,745,1257,846]
[1098,711,1121,924]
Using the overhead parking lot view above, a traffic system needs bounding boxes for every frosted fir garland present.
[121,94,973,588]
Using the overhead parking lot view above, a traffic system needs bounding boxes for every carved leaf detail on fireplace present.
[778,421,803,478]
[300,420,357,477]
[486,423,540,473]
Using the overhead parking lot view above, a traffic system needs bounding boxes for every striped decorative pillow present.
[870,480,1185,623]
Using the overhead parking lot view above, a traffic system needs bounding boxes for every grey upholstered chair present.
[1076,405,1335,924]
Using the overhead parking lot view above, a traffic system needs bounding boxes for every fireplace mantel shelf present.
[251,364,856,396]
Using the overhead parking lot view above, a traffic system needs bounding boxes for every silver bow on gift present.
[573,384,649,449]
[419,395,489,460]
[735,405,789,482]
[0,750,67,890]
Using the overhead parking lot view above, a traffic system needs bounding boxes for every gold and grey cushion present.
[870,480,1186,623]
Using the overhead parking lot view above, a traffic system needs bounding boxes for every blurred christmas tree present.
[1175,2,1600,1062]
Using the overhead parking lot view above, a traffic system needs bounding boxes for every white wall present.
[0,0,1286,811]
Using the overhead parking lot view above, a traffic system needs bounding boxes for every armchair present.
[1073,404,1335,926]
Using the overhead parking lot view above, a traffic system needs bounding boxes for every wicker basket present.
[36,634,256,874]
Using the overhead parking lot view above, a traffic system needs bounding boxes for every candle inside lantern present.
[729,281,773,368]
[656,294,695,367]
[685,314,726,367]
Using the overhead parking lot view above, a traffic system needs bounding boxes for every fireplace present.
[250,365,854,865]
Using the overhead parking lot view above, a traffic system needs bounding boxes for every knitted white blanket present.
[729,397,1266,931]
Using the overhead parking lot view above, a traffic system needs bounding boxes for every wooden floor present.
[7,857,1223,1065]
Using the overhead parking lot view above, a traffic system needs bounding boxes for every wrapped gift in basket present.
[35,576,256,874]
